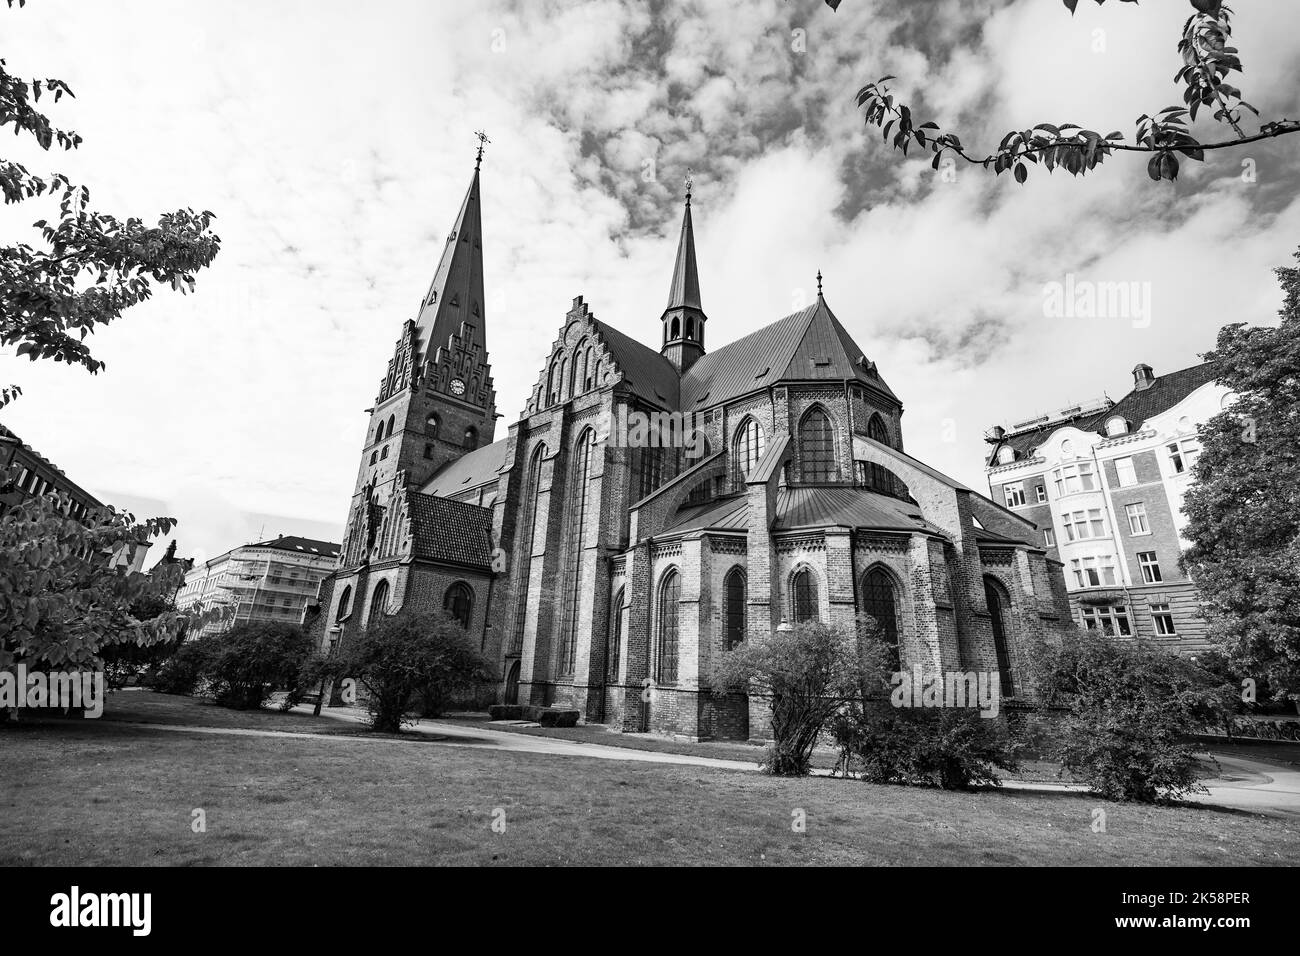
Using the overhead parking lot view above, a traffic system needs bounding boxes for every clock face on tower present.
[449,378,466,396]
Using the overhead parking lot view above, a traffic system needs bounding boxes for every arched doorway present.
[983,577,1015,697]
[504,659,521,706]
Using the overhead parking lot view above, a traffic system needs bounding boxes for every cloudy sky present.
[3,0,1299,567]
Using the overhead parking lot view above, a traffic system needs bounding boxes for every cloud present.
[1,0,1298,565]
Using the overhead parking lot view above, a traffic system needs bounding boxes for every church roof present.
[592,317,681,407]
[413,167,485,365]
[660,486,942,537]
[419,437,509,497]
[406,492,495,568]
[680,297,898,410]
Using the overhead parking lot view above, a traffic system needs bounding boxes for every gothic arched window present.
[607,587,625,680]
[443,582,473,629]
[380,445,389,460]
[799,407,836,482]
[867,413,889,444]
[792,568,818,624]
[559,430,595,676]
[426,414,440,438]
[335,585,353,622]
[511,444,547,653]
[385,415,395,439]
[865,414,893,493]
[984,576,1016,697]
[670,316,680,340]
[724,567,746,649]
[657,568,680,683]
[862,566,900,670]
[732,417,766,487]
[571,340,588,396]
[464,425,477,448]
[368,579,390,625]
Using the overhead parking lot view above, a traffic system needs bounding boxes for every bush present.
[829,701,1022,790]
[713,617,889,776]
[339,611,485,733]
[147,636,216,696]
[203,623,314,710]
[1030,632,1233,802]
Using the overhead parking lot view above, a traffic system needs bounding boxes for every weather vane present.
[816,269,824,297]
[474,129,490,169]
[684,168,693,204]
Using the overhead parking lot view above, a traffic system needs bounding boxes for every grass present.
[2,693,1297,866]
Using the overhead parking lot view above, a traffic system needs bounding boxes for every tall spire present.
[414,150,486,364]
[665,172,702,313]
[660,172,707,373]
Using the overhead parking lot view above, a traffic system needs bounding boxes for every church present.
[309,152,1079,741]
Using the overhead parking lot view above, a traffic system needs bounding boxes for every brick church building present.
[310,155,1080,740]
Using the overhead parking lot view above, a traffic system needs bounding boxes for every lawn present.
[2,694,1297,866]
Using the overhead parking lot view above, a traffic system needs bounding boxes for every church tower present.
[349,149,497,509]
[659,179,706,374]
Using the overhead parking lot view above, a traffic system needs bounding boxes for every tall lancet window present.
[511,444,547,654]
[559,430,595,677]
[799,407,836,482]
[732,417,766,488]
[657,569,680,684]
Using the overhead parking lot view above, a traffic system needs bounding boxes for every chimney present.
[1132,363,1155,391]
[990,425,1006,440]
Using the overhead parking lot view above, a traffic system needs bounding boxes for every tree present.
[1029,631,1231,802]
[1,0,220,388]
[1182,247,1300,704]
[202,622,314,711]
[339,611,486,734]
[0,491,191,671]
[836,0,1299,185]
[712,617,886,776]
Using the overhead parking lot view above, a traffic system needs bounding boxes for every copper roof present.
[420,437,508,497]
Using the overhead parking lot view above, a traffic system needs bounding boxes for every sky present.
[2,0,1299,568]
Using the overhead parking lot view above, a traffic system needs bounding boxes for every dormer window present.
[996,445,1016,465]
[1105,415,1129,437]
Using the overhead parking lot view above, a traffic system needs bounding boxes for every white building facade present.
[985,362,1225,652]
[177,535,340,638]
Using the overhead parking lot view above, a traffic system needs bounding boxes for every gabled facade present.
[985,361,1225,652]
[313,160,1080,740]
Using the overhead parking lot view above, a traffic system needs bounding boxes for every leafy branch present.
[840,0,1300,184]
[0,0,220,373]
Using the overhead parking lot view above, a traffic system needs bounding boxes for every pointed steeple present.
[661,173,707,374]
[414,161,485,364]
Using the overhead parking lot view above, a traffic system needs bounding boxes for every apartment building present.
[985,361,1224,652]
[177,535,340,638]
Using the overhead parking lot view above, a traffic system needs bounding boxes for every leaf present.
[1014,162,1028,184]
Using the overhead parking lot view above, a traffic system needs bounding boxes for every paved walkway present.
[105,707,1300,816]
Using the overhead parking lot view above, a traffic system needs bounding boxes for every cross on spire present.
[474,130,490,170]
[684,168,693,205]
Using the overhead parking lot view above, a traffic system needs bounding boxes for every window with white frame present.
[1125,501,1150,535]
[1167,438,1200,475]
[1137,551,1163,583]
[1062,508,1106,541]
[1004,482,1026,508]
[1052,461,1098,496]
[1114,456,1137,488]
[1043,528,1055,548]
[1035,484,1047,503]
[1151,602,1177,636]
[1080,604,1131,636]
[1071,555,1118,587]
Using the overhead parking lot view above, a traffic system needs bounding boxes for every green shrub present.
[829,701,1022,790]
[712,617,890,776]
[339,611,485,733]
[1029,632,1233,802]
[147,636,215,696]
[203,623,314,710]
